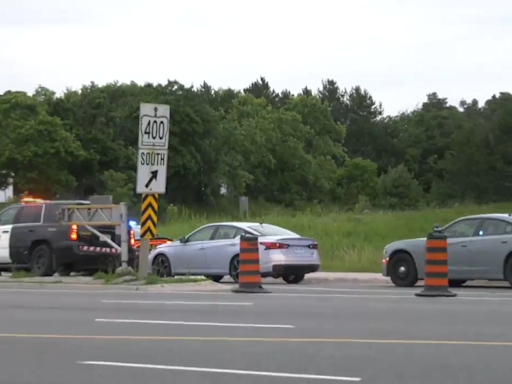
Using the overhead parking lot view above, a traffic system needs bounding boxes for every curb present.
[0,279,218,290]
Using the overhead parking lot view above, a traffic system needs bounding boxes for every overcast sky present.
[1,0,511,115]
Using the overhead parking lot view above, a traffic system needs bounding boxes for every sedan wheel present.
[205,275,224,283]
[282,273,305,284]
[152,255,172,277]
[229,256,240,283]
[449,280,466,288]
[389,252,418,287]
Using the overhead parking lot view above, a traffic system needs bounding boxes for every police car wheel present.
[30,244,54,277]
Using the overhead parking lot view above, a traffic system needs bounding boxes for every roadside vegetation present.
[9,270,34,279]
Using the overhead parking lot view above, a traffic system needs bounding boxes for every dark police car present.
[0,197,136,276]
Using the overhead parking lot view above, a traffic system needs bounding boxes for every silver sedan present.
[382,213,512,287]
[148,222,321,284]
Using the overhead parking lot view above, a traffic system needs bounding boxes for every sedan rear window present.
[248,224,298,236]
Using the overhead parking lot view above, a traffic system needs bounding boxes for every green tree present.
[377,164,424,210]
[0,91,84,196]
[1,76,508,210]
[335,158,378,206]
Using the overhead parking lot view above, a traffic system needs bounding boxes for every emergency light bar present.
[21,197,45,204]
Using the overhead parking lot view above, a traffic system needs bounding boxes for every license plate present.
[293,247,305,253]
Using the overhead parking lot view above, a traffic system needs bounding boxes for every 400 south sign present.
[136,104,170,194]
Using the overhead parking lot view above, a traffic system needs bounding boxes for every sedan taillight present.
[308,243,318,250]
[260,241,289,250]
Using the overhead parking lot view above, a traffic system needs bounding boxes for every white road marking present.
[458,296,512,301]
[272,286,400,293]
[271,285,512,295]
[95,318,295,328]
[2,287,512,301]
[78,361,361,381]
[101,300,253,306]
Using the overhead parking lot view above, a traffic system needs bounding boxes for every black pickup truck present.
[0,199,136,276]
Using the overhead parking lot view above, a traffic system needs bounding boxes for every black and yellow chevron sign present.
[141,194,158,238]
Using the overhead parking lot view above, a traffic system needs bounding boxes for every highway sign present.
[138,103,170,150]
[136,149,168,194]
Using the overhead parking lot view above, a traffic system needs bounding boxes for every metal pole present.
[138,238,150,279]
[120,202,128,268]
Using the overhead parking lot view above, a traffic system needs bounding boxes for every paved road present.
[1,282,512,384]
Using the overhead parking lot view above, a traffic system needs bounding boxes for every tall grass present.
[158,203,512,272]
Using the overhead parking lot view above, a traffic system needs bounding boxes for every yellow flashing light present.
[21,197,45,204]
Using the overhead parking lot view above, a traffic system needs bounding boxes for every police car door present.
[0,205,21,264]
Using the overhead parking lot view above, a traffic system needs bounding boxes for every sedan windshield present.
[247,224,298,236]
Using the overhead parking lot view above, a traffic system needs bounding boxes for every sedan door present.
[205,225,242,274]
[469,219,512,279]
[443,218,482,279]
[179,225,217,274]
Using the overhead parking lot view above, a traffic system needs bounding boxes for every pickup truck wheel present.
[283,273,305,284]
[106,256,121,274]
[389,252,418,287]
[99,256,120,274]
[152,254,172,277]
[31,244,54,277]
[57,265,72,276]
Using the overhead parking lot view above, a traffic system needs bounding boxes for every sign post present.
[136,103,170,278]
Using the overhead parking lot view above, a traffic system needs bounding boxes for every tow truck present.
[0,197,138,276]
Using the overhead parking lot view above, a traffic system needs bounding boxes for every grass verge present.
[93,271,207,285]
[158,203,512,272]
[9,270,34,279]
[144,274,206,285]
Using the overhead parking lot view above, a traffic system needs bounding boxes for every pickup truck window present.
[43,204,64,223]
[0,206,20,225]
[16,205,43,224]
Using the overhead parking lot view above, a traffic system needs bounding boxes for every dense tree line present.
[1,77,511,211]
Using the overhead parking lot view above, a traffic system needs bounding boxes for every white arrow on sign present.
[136,149,167,194]
[139,103,170,150]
